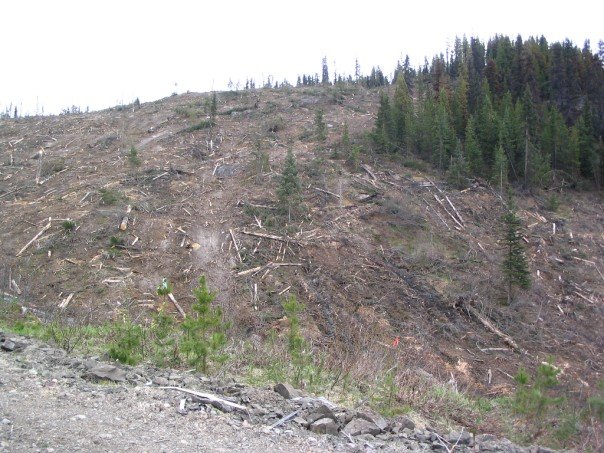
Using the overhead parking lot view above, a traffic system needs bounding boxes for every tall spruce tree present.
[371,92,394,153]
[492,144,509,194]
[465,115,483,176]
[314,109,327,142]
[392,75,414,153]
[321,57,330,85]
[434,90,455,170]
[501,192,531,303]
[447,139,470,189]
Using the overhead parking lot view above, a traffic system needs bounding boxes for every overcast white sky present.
[1,0,602,115]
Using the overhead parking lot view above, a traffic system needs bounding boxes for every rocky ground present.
[0,332,558,452]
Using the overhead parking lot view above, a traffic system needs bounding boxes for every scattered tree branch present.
[16,220,52,256]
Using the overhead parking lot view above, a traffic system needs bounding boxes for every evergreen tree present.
[475,80,499,167]
[465,115,483,176]
[415,81,437,161]
[492,144,509,194]
[371,92,394,153]
[354,58,361,82]
[180,275,229,372]
[519,85,540,188]
[576,107,598,181]
[277,149,303,218]
[392,75,414,153]
[451,66,469,138]
[321,57,330,85]
[335,122,350,159]
[434,90,455,170]
[210,91,217,121]
[501,192,531,303]
[314,109,327,142]
[447,139,470,189]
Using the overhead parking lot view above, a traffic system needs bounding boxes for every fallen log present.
[360,164,376,180]
[159,386,246,411]
[229,229,243,263]
[445,195,465,226]
[58,293,74,309]
[459,300,521,353]
[119,216,129,231]
[240,230,304,246]
[237,262,302,277]
[313,187,341,199]
[434,195,464,230]
[16,220,52,256]
[167,293,186,318]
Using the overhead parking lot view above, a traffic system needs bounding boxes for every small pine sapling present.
[180,276,229,373]
[282,294,308,386]
[277,149,303,219]
[333,122,350,159]
[501,191,531,303]
[314,109,327,142]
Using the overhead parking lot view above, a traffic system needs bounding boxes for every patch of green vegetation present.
[61,220,76,233]
[40,158,67,177]
[108,319,144,365]
[346,145,361,171]
[219,105,253,116]
[298,128,315,142]
[180,276,230,372]
[546,193,560,212]
[99,188,127,205]
[265,116,285,134]
[401,158,427,172]
[109,236,125,247]
[128,146,141,166]
[174,106,201,118]
[186,120,215,132]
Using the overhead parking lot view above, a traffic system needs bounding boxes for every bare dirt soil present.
[1,86,602,446]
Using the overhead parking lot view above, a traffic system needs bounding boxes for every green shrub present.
[546,194,560,212]
[347,145,361,172]
[513,359,564,424]
[62,220,76,232]
[109,236,125,247]
[186,120,215,132]
[314,109,327,142]
[151,306,178,367]
[99,188,126,205]
[277,149,303,218]
[108,319,144,365]
[283,294,308,386]
[266,116,285,133]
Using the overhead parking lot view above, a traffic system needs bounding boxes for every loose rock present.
[309,417,339,436]
[273,383,302,399]
[342,418,382,437]
[305,404,337,424]
[87,364,126,382]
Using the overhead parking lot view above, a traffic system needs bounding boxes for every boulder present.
[342,418,382,437]
[356,411,388,431]
[309,417,338,436]
[88,364,126,382]
[152,376,169,386]
[446,430,473,446]
[0,339,16,352]
[305,404,336,424]
[273,383,301,399]
[0,338,25,352]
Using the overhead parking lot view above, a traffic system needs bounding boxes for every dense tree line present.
[370,35,604,189]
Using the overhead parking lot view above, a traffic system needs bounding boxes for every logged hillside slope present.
[1,86,603,445]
